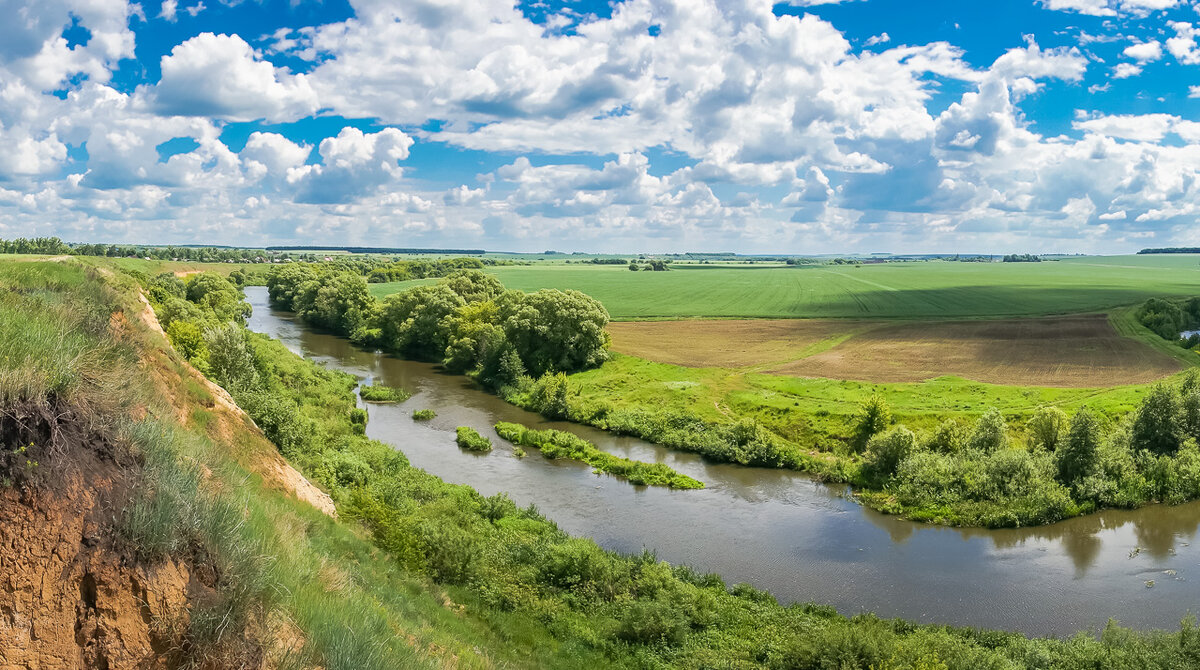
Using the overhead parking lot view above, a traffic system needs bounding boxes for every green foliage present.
[412,409,436,421]
[1057,408,1102,486]
[165,319,206,365]
[185,272,251,325]
[866,426,917,477]
[968,408,1008,452]
[358,383,411,403]
[455,426,493,452]
[925,419,968,454]
[1132,384,1184,455]
[851,395,891,452]
[495,421,704,489]
[530,372,571,419]
[1028,406,1069,451]
[204,323,260,391]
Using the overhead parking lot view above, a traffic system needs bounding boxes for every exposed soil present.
[608,319,866,369]
[610,315,1182,387]
[0,402,188,670]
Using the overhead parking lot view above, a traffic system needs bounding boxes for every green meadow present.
[369,255,1200,321]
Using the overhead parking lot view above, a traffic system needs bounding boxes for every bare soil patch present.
[776,315,1181,387]
[610,315,1182,387]
[608,319,866,369]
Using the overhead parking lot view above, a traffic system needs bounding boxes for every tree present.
[204,323,260,391]
[185,273,251,325]
[531,372,571,419]
[850,395,890,452]
[441,269,504,304]
[628,260,639,271]
[1057,408,1101,485]
[1028,406,1069,451]
[498,289,611,377]
[968,408,1008,452]
[379,284,466,360]
[165,320,206,364]
[1131,384,1182,455]
[866,426,917,477]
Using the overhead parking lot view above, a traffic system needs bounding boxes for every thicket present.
[267,264,611,381]
[494,421,704,489]
[1136,297,1200,347]
[849,375,1200,526]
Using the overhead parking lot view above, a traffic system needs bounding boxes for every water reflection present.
[246,287,1200,636]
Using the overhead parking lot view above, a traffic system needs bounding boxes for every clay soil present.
[610,315,1182,387]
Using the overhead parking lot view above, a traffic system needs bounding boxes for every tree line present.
[265,264,611,386]
[1137,296,1200,347]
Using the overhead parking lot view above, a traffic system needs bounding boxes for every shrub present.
[925,419,968,454]
[204,323,259,391]
[455,426,492,452]
[412,409,436,421]
[166,319,207,364]
[968,408,1008,452]
[359,383,411,403]
[530,372,571,419]
[851,395,891,452]
[865,426,917,477]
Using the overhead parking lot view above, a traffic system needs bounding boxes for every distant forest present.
[1138,248,1200,254]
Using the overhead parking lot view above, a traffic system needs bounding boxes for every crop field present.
[370,255,1200,321]
[609,315,1183,387]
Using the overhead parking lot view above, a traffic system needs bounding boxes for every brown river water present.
[246,287,1200,637]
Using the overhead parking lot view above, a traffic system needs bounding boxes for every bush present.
[925,419,968,454]
[359,383,411,403]
[530,372,571,419]
[412,409,436,421]
[865,426,917,477]
[455,426,492,452]
[968,408,1008,452]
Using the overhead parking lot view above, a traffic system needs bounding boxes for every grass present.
[412,409,436,420]
[358,383,411,403]
[494,421,704,489]
[369,255,1200,321]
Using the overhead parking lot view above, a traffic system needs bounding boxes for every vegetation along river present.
[247,286,1200,637]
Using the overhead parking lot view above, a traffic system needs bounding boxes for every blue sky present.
[2,0,1200,253]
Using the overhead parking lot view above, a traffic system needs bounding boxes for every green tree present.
[379,284,466,359]
[968,408,1009,452]
[850,395,890,452]
[165,320,206,364]
[1057,408,1101,485]
[185,273,251,325]
[1028,406,1069,451]
[531,372,571,419]
[498,289,610,376]
[1131,384,1182,455]
[204,323,260,391]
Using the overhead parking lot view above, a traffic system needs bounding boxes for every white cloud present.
[1167,22,1200,64]
[146,32,319,122]
[159,0,177,21]
[288,127,414,204]
[1123,40,1163,62]
[1113,63,1143,78]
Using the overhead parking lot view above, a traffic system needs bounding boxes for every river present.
[246,286,1200,637]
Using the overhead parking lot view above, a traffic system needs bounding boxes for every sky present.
[2,0,1200,253]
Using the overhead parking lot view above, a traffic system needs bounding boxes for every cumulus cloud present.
[289,127,414,204]
[146,33,319,122]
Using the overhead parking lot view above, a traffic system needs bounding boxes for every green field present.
[369,256,1200,321]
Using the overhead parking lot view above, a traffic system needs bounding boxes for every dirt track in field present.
[608,315,1182,387]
